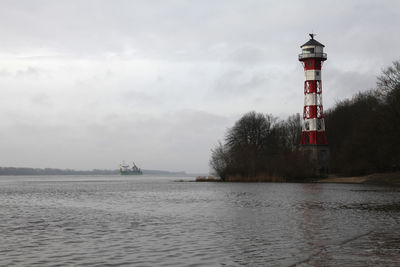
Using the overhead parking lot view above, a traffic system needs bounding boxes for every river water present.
[0,175,399,266]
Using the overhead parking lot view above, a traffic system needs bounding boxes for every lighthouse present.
[298,34,329,174]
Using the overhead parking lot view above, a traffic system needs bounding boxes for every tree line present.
[326,60,400,175]
[0,167,119,176]
[210,60,400,181]
[0,167,187,176]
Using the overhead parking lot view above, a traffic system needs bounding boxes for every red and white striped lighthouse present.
[298,34,329,171]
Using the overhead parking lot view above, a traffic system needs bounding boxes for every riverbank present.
[316,172,400,185]
[195,176,221,182]
[194,171,400,185]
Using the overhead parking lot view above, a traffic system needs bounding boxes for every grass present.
[195,176,221,182]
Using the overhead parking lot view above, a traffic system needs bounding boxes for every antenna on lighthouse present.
[309,33,316,39]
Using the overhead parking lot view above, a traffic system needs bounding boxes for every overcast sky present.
[0,0,399,173]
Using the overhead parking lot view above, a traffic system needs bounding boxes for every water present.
[1,175,399,266]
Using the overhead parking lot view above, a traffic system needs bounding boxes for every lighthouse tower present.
[298,34,329,174]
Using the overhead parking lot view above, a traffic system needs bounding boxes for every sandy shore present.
[191,172,400,185]
[316,176,367,183]
[316,172,400,185]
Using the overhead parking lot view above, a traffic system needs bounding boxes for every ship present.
[119,161,143,175]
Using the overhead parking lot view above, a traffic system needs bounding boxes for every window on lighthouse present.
[315,71,321,80]
[304,121,310,131]
[304,48,314,53]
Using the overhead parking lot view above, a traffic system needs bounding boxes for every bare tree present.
[377,60,400,94]
[209,141,230,180]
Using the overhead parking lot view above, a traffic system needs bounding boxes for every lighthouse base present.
[300,145,330,177]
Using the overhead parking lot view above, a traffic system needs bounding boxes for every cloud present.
[0,69,12,77]
[214,69,269,95]
[225,46,268,65]
[324,65,379,109]
[16,66,41,77]
[30,93,53,107]
[0,0,399,172]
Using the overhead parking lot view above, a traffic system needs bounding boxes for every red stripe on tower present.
[298,34,328,145]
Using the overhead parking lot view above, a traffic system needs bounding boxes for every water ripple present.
[0,176,399,266]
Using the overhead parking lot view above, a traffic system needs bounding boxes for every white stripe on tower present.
[302,118,326,131]
[298,34,328,145]
[304,70,321,80]
[304,93,323,106]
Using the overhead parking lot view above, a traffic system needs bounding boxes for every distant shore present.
[0,167,187,176]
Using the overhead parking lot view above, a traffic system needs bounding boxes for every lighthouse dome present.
[299,34,327,61]
[301,38,325,48]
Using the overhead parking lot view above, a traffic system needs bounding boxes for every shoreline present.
[315,172,400,185]
[315,176,367,184]
[192,172,400,185]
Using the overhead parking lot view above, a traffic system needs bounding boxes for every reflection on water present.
[0,175,399,266]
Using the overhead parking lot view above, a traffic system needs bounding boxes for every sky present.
[0,0,399,173]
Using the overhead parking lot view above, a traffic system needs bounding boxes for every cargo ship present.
[119,161,143,175]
